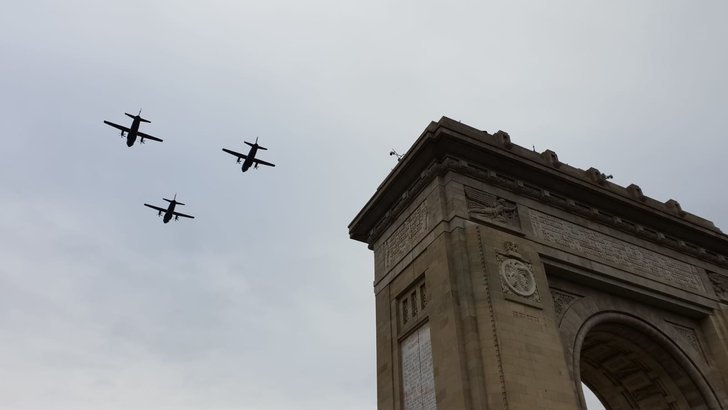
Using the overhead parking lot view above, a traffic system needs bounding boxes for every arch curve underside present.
[580,322,712,410]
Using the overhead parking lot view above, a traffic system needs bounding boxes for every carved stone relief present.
[496,241,541,306]
[383,201,429,271]
[465,186,519,229]
[500,259,536,296]
[530,210,705,293]
[707,271,728,301]
[551,288,581,322]
[668,322,705,360]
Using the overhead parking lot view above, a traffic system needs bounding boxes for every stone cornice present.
[349,117,727,260]
[363,156,728,268]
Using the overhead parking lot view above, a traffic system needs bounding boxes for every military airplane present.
[144,194,194,223]
[222,137,275,172]
[104,110,163,147]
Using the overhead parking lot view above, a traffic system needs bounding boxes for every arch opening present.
[577,318,714,410]
[583,382,607,409]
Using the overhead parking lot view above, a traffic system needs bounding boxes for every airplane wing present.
[137,131,163,143]
[222,148,248,159]
[173,211,195,219]
[144,203,166,213]
[104,121,130,133]
[252,158,275,167]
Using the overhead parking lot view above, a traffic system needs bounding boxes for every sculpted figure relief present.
[471,198,518,223]
[465,186,519,228]
[708,271,728,300]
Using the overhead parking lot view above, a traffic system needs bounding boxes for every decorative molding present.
[476,227,509,409]
[530,210,705,293]
[368,159,455,246]
[496,241,542,306]
[550,288,581,323]
[365,158,727,268]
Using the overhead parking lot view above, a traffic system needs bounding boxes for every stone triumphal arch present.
[349,117,728,409]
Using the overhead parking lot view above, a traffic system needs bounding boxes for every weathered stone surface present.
[383,200,429,271]
[401,323,436,410]
[530,209,704,292]
[350,117,728,409]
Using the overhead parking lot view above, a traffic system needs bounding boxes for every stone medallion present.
[500,258,536,297]
[496,241,542,306]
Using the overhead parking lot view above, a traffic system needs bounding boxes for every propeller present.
[236,158,241,164]
[139,138,145,144]
[175,215,179,221]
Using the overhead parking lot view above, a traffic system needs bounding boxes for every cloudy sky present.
[1,1,726,409]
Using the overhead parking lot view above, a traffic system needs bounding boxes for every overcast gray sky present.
[1,1,726,409]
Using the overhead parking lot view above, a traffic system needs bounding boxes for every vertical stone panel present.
[402,323,436,410]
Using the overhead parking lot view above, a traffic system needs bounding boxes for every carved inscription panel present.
[384,201,429,271]
[530,210,704,293]
[401,323,436,410]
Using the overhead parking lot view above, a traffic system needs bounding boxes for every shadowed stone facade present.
[349,117,728,409]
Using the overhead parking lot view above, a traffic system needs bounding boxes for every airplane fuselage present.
[126,118,141,147]
[241,145,258,172]
[163,202,176,223]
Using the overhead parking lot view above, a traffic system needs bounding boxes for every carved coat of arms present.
[495,241,541,305]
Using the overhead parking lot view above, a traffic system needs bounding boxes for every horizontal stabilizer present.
[243,141,267,150]
[163,198,184,205]
[125,112,151,123]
